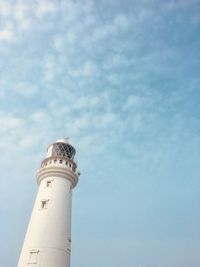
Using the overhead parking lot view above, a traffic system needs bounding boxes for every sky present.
[0,0,200,266]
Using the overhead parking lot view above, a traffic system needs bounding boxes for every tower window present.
[69,163,71,168]
[46,180,52,187]
[60,159,63,164]
[41,200,49,209]
[28,249,39,264]
[54,159,57,163]
[65,161,68,165]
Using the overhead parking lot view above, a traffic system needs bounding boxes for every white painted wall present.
[18,175,74,267]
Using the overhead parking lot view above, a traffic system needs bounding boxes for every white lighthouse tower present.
[18,138,79,267]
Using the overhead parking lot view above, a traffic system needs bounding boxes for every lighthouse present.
[18,138,79,267]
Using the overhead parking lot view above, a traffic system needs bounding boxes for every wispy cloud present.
[13,82,38,97]
[0,22,14,41]
[35,0,59,18]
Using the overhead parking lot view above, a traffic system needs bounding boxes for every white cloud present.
[35,0,58,18]
[30,111,50,124]
[14,3,32,30]
[69,61,98,77]
[17,134,42,150]
[15,2,27,18]
[13,82,38,97]
[0,22,14,41]
[0,2,32,41]
[0,113,24,132]
[0,1,12,16]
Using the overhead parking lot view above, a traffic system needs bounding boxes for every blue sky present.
[0,0,200,266]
